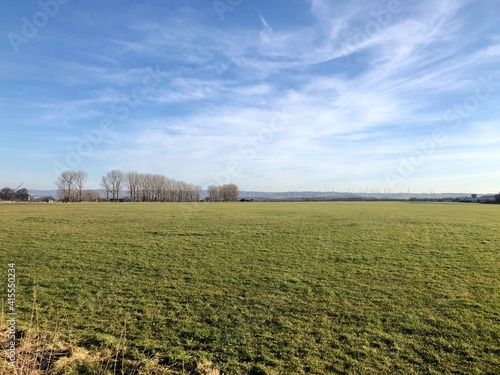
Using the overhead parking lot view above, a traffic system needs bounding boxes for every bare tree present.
[126,171,140,202]
[55,170,87,202]
[208,185,221,202]
[81,189,101,202]
[194,185,202,201]
[113,170,126,201]
[102,170,125,202]
[225,183,239,201]
[100,175,112,201]
[74,171,88,202]
[56,171,76,202]
[140,173,154,202]
[208,184,239,201]
[166,177,176,202]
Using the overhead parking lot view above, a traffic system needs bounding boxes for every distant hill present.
[29,190,59,198]
[25,189,488,201]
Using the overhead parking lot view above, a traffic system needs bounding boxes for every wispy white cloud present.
[259,14,274,44]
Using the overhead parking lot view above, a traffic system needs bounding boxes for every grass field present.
[0,202,499,374]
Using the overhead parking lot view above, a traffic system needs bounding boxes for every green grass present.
[1,202,499,374]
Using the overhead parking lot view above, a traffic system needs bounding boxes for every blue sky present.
[1,0,499,193]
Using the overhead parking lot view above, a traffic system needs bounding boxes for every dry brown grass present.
[1,322,222,375]
[1,323,69,374]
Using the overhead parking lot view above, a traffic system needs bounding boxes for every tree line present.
[0,187,29,201]
[207,184,239,202]
[56,170,88,202]
[54,170,240,202]
[101,170,203,202]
